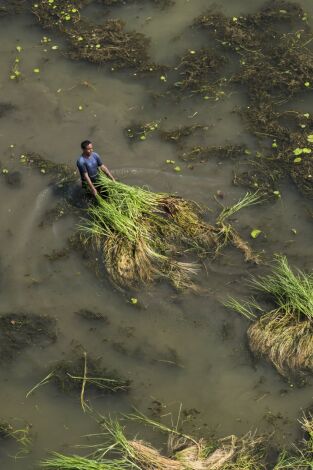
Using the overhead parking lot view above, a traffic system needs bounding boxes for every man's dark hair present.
[81,140,92,150]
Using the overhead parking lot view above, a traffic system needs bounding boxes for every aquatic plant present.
[225,255,313,375]
[180,144,246,162]
[79,175,259,289]
[194,0,313,199]
[0,420,32,457]
[32,0,158,72]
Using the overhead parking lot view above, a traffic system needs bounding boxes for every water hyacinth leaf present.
[33,68,40,73]
[16,45,22,52]
[130,297,138,305]
[293,148,303,155]
[307,135,313,143]
[303,113,310,118]
[293,157,302,163]
[174,166,181,172]
[302,148,311,153]
[273,190,281,197]
[2,169,9,174]
[140,135,146,140]
[250,229,261,239]
[304,82,310,87]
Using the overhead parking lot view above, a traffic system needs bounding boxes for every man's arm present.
[83,172,98,196]
[100,164,115,182]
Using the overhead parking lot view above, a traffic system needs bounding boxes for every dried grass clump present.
[225,255,313,376]
[79,176,260,289]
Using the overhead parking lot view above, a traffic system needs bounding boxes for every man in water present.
[77,140,115,197]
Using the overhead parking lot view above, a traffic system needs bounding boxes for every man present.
[77,140,115,197]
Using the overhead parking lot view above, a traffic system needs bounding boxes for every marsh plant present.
[79,175,260,289]
[225,255,313,375]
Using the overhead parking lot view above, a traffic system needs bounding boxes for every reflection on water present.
[0,1,313,468]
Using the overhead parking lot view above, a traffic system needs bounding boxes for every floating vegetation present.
[27,352,130,410]
[75,309,109,322]
[225,255,313,376]
[0,312,56,362]
[32,0,157,72]
[181,144,246,162]
[40,412,267,470]
[172,47,229,100]
[159,125,207,144]
[194,0,313,198]
[22,152,77,186]
[0,0,28,16]
[125,120,160,142]
[97,0,174,7]
[79,175,260,290]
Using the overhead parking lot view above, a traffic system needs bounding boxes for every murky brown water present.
[1,1,313,468]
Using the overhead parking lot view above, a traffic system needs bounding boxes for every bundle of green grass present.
[80,175,260,289]
[225,255,313,376]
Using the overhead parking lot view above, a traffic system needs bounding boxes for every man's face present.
[84,143,93,156]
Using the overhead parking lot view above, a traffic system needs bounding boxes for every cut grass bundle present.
[40,413,266,470]
[79,175,260,289]
[225,255,313,376]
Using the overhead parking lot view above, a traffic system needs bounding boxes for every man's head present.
[81,140,93,156]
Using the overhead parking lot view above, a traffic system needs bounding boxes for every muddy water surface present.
[0,1,313,468]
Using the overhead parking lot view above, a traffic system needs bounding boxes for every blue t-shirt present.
[77,152,103,181]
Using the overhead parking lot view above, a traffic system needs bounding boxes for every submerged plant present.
[225,255,313,375]
[79,175,259,289]
[0,420,32,458]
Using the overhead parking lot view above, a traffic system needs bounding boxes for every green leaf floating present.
[307,134,313,143]
[250,229,261,239]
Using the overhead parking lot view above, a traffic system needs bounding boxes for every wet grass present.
[79,175,260,289]
[225,255,313,376]
[40,412,313,469]
[40,413,267,470]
